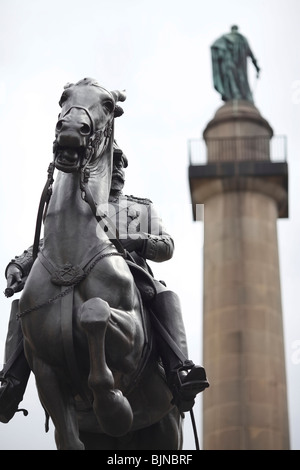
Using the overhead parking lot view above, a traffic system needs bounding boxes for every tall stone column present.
[189,100,289,450]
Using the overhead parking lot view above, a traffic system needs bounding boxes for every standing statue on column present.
[211,25,260,102]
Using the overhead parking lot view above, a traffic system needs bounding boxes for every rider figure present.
[0,143,209,423]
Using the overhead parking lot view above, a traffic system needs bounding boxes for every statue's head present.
[231,25,239,33]
[54,78,126,173]
[110,143,128,193]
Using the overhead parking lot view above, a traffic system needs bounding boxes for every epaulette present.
[124,194,153,205]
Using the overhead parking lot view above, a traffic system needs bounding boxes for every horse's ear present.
[114,105,124,118]
[58,83,74,107]
[64,82,74,89]
[110,90,126,118]
[111,90,126,103]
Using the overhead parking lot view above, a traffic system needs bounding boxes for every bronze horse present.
[18,78,182,450]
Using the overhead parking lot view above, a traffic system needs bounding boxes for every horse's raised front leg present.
[80,297,133,437]
[29,354,84,450]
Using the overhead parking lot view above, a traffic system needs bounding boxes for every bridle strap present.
[32,162,55,261]
[79,118,124,254]
[32,159,124,266]
[60,106,95,134]
[33,113,120,263]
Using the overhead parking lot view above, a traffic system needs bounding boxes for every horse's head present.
[54,78,126,173]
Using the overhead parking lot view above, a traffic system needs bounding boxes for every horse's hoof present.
[94,390,133,437]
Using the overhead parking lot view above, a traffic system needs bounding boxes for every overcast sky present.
[0,0,299,451]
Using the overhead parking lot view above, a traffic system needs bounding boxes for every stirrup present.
[170,363,209,413]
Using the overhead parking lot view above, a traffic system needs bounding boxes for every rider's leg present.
[150,282,209,413]
[0,300,30,423]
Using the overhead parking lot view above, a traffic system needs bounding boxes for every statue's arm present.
[135,203,174,263]
[138,232,174,262]
[252,57,260,76]
[5,240,43,281]
[246,40,260,76]
[211,38,227,98]
[117,197,174,263]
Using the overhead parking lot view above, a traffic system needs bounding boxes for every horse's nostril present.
[80,123,91,135]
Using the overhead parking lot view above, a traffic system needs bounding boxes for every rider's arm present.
[5,239,43,280]
[131,201,174,263]
[5,248,34,280]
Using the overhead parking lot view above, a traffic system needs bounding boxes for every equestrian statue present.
[0,78,209,450]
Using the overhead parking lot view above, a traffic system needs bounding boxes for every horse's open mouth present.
[55,146,86,173]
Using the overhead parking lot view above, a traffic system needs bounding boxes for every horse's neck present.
[43,170,109,265]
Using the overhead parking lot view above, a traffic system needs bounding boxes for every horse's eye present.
[103,99,114,114]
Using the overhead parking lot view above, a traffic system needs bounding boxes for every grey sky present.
[0,0,299,450]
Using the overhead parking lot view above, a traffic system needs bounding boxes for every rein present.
[32,161,55,261]
[25,118,126,317]
[26,119,125,318]
[32,115,124,262]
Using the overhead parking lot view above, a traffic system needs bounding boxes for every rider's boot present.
[150,289,209,413]
[0,300,30,423]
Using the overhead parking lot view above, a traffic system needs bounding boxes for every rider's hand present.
[6,264,22,289]
[121,237,144,253]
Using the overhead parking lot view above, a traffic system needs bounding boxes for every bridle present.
[32,105,124,261]
[54,102,113,171]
